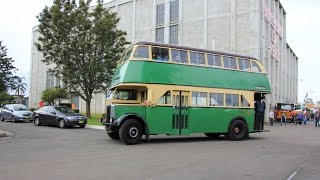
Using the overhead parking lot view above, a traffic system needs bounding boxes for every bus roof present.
[135,41,258,61]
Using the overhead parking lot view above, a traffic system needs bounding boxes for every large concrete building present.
[30,0,298,113]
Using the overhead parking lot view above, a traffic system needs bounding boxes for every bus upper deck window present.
[152,47,169,62]
[133,46,149,59]
[238,58,251,71]
[252,61,262,72]
[171,49,188,64]
[122,48,133,63]
[207,54,222,67]
[190,52,205,65]
[223,56,237,70]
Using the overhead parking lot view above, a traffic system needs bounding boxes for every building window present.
[156,27,164,43]
[169,25,178,44]
[170,0,179,23]
[156,3,165,26]
[55,76,60,87]
[46,71,55,88]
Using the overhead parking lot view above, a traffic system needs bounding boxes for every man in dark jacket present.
[254,96,266,130]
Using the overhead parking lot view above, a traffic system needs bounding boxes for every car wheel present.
[227,119,248,141]
[119,119,143,145]
[79,125,86,128]
[12,116,16,123]
[34,117,41,126]
[58,119,66,128]
[0,115,4,121]
[204,133,220,138]
[107,132,120,140]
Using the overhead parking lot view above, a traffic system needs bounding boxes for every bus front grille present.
[106,105,111,123]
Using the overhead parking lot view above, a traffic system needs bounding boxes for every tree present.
[12,77,27,103]
[42,87,69,105]
[36,0,129,117]
[0,91,14,106]
[0,41,18,92]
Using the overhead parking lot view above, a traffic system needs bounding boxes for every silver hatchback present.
[0,104,32,123]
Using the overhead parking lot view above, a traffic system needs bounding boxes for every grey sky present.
[0,0,319,103]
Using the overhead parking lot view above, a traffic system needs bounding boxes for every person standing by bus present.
[254,96,266,130]
[269,109,274,126]
[315,110,319,127]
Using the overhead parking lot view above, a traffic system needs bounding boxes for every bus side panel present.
[146,106,174,135]
[188,107,254,133]
[115,105,146,123]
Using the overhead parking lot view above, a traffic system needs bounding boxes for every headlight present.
[66,116,74,120]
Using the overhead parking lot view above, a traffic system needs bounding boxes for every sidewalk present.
[86,125,105,130]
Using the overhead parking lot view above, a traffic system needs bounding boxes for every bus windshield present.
[112,89,138,100]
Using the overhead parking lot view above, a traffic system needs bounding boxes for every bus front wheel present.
[227,119,248,141]
[119,119,143,145]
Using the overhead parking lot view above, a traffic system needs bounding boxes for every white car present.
[0,104,32,123]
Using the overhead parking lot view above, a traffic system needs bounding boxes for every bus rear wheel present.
[107,132,120,140]
[227,119,247,141]
[119,119,143,145]
[204,133,220,138]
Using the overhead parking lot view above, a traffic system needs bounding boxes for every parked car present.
[32,106,87,128]
[0,104,33,123]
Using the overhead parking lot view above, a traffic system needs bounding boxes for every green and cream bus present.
[103,41,270,145]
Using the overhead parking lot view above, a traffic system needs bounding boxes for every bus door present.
[172,91,189,135]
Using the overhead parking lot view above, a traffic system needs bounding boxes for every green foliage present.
[0,91,14,106]
[0,41,19,92]
[36,0,129,117]
[41,87,69,105]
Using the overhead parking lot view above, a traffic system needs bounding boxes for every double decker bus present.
[103,42,271,145]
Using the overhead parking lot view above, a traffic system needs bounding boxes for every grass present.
[87,114,103,126]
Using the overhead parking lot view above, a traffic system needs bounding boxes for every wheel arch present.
[116,113,148,135]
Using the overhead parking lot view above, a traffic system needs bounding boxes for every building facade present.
[30,0,298,113]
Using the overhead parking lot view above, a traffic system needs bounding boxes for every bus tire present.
[119,119,143,145]
[227,119,248,141]
[107,132,120,140]
[204,133,220,138]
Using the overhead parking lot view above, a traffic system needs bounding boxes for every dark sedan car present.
[32,106,87,128]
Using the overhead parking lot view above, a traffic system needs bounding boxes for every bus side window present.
[241,95,250,107]
[171,49,188,64]
[207,54,222,67]
[152,47,169,62]
[157,91,171,104]
[123,48,133,63]
[133,46,149,59]
[223,56,237,70]
[209,93,224,106]
[141,90,147,103]
[190,52,205,65]
[238,58,251,71]
[192,92,207,106]
[226,94,239,107]
[251,61,262,72]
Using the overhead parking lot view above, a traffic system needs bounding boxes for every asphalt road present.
[0,121,320,180]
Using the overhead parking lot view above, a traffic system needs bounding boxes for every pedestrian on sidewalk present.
[269,109,274,126]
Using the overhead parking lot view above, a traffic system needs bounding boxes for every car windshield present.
[55,107,74,113]
[13,105,28,111]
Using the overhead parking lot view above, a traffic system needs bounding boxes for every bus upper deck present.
[110,41,270,93]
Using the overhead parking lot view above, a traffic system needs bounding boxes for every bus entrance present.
[172,91,189,135]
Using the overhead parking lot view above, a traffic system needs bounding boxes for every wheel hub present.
[129,127,138,138]
[234,127,240,134]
